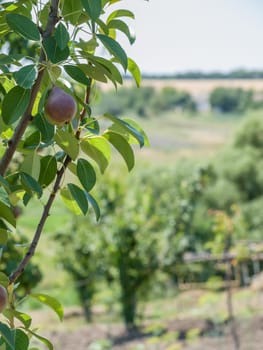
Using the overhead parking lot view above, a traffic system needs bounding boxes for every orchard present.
[0,0,146,348]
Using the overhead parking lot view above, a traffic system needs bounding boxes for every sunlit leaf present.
[27,329,53,350]
[128,58,141,87]
[77,158,96,192]
[108,19,135,44]
[0,229,8,245]
[20,152,41,180]
[3,310,32,329]
[0,273,9,288]
[107,9,135,22]
[6,13,40,41]
[97,34,128,71]
[68,183,89,215]
[54,129,79,160]
[85,192,100,221]
[60,187,82,215]
[30,294,64,321]
[104,113,145,147]
[80,136,111,174]
[103,131,134,171]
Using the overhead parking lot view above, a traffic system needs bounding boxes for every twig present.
[0,0,60,177]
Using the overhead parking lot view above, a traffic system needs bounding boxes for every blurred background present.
[8,1,263,349]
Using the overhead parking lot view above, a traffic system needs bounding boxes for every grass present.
[132,110,249,165]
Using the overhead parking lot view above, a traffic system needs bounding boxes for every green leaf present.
[14,65,37,89]
[30,294,64,321]
[54,129,79,160]
[20,152,41,180]
[54,23,70,50]
[0,54,15,65]
[62,0,82,25]
[6,13,40,41]
[85,192,100,221]
[43,36,70,64]
[78,64,108,83]
[38,156,57,188]
[14,329,29,350]
[81,0,102,20]
[128,58,141,87]
[27,329,53,350]
[107,9,135,22]
[123,118,149,146]
[2,86,31,125]
[97,34,128,71]
[60,187,82,215]
[0,323,15,350]
[77,158,96,192]
[88,56,123,84]
[108,19,135,44]
[0,201,16,227]
[104,113,145,147]
[4,310,32,329]
[68,183,89,215]
[103,131,134,171]
[64,65,91,86]
[0,273,9,288]
[0,229,8,245]
[23,131,41,150]
[0,175,10,192]
[20,172,43,198]
[33,114,55,143]
[0,187,10,207]
[80,136,111,174]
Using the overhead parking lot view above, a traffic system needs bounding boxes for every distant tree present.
[209,87,253,113]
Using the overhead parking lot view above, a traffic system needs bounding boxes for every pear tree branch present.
[9,84,92,284]
[0,0,60,176]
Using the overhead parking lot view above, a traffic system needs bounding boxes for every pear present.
[45,87,77,126]
[0,285,8,313]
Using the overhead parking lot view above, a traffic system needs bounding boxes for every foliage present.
[56,164,212,328]
[209,87,253,113]
[54,113,263,330]
[0,0,147,348]
[95,86,197,117]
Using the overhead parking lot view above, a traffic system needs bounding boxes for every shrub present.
[209,87,253,113]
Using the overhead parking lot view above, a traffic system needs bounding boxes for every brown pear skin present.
[0,285,8,313]
[45,87,77,126]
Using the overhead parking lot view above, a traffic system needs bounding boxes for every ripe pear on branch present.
[44,86,77,126]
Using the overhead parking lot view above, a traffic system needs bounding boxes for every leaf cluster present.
[0,0,148,348]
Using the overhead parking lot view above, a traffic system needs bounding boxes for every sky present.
[114,0,263,74]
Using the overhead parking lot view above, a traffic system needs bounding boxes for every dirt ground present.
[38,314,263,350]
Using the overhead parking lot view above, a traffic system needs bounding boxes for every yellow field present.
[133,79,263,97]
